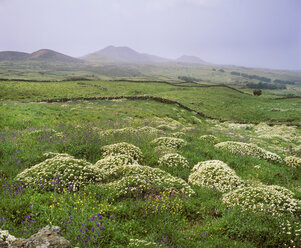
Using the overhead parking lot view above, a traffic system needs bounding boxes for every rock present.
[10,226,73,248]
[0,240,9,248]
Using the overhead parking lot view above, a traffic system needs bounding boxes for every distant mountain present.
[83,46,169,63]
[176,55,210,65]
[0,49,80,63]
[0,51,29,61]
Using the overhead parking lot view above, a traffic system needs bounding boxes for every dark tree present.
[253,89,262,96]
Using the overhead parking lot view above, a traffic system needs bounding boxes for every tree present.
[253,89,262,96]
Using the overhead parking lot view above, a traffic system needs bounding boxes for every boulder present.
[10,226,72,248]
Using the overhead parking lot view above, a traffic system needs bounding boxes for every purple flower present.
[100,226,105,230]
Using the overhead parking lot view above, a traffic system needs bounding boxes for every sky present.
[0,0,300,70]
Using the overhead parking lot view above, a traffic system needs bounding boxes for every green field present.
[1,80,301,125]
[1,79,301,247]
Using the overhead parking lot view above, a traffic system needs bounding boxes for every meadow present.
[0,79,301,247]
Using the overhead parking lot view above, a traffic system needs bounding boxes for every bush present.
[151,137,187,150]
[158,153,189,168]
[284,156,301,168]
[188,160,245,193]
[215,141,283,163]
[222,185,300,216]
[101,142,144,163]
[15,154,102,191]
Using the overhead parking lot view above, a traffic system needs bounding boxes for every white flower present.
[215,141,283,163]
[101,142,144,163]
[188,160,245,193]
[158,153,189,168]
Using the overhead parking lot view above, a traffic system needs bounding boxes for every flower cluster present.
[157,124,177,131]
[254,123,298,142]
[101,127,138,137]
[128,238,158,248]
[279,219,301,248]
[152,137,187,150]
[138,126,162,135]
[199,135,218,144]
[101,142,143,163]
[284,156,301,168]
[158,153,189,168]
[222,185,300,216]
[215,141,283,163]
[15,154,102,191]
[154,146,177,156]
[144,191,183,215]
[99,164,194,197]
[188,160,245,193]
[96,154,139,179]
[0,229,17,244]
[171,132,185,138]
[42,152,71,159]
[96,154,138,169]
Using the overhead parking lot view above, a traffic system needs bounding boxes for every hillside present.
[83,45,169,63]
[0,49,81,63]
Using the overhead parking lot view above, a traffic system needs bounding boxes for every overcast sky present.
[0,0,300,70]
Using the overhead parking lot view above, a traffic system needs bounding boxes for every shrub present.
[199,135,218,144]
[101,142,143,163]
[151,137,187,150]
[158,153,189,168]
[99,164,194,197]
[253,89,262,96]
[284,156,301,168]
[222,185,300,216]
[188,160,245,193]
[15,154,102,191]
[215,141,283,163]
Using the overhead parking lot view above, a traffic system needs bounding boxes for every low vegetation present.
[0,80,301,247]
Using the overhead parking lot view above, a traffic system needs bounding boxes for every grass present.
[1,91,301,247]
[1,80,301,125]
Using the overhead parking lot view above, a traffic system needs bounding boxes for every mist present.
[0,0,300,70]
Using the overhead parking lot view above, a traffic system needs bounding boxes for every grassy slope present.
[0,98,300,247]
[0,80,300,124]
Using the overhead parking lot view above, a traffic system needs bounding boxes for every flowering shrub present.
[158,153,189,168]
[138,126,162,135]
[99,164,194,197]
[101,127,138,137]
[96,155,139,179]
[154,146,177,156]
[151,137,187,150]
[157,124,177,131]
[279,219,301,248]
[96,154,138,169]
[15,154,102,191]
[215,141,283,163]
[284,156,301,168]
[128,238,158,248]
[222,185,301,216]
[43,152,71,159]
[254,123,298,142]
[171,132,185,138]
[188,160,245,193]
[101,142,143,163]
[200,135,218,144]
[0,229,17,245]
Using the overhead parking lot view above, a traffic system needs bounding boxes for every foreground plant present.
[15,154,102,191]
[222,185,300,216]
[188,160,245,193]
[215,141,283,163]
